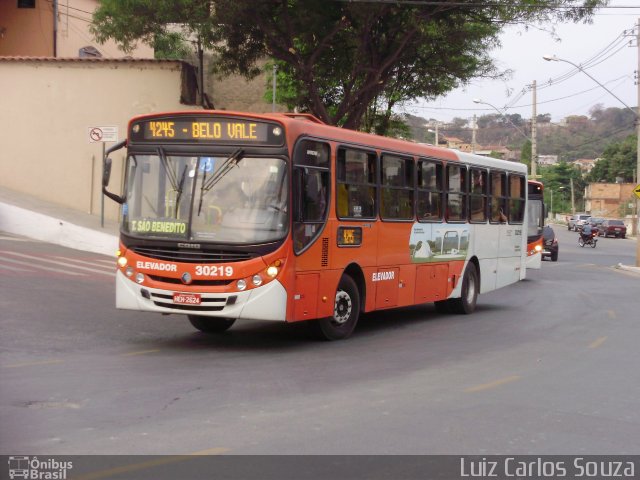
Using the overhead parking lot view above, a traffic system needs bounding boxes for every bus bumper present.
[115,270,287,321]
[526,252,542,270]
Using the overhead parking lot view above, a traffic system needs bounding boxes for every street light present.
[473,98,535,175]
[544,52,640,267]
[472,98,529,140]
[542,55,638,119]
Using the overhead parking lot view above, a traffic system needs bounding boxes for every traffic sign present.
[634,184,640,200]
[88,125,119,143]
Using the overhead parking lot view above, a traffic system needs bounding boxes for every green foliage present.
[539,162,587,214]
[586,134,637,183]
[153,32,193,60]
[91,0,605,132]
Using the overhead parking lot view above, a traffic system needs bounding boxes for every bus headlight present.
[135,273,145,284]
[535,244,542,252]
[266,266,279,278]
[125,266,134,278]
[117,256,128,268]
[237,279,247,291]
[252,274,263,287]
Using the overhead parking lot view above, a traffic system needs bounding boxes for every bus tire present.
[312,275,360,341]
[188,315,235,333]
[450,263,478,315]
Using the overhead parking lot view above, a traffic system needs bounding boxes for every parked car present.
[542,225,559,262]
[586,217,605,230]
[598,219,627,238]
[568,213,591,231]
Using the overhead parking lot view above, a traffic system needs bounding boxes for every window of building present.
[380,154,414,220]
[417,159,443,221]
[446,164,467,222]
[469,168,488,223]
[336,148,377,220]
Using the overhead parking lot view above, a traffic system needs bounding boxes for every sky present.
[404,1,639,124]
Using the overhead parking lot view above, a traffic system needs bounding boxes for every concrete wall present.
[0,58,197,221]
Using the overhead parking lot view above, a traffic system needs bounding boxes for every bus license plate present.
[173,293,201,305]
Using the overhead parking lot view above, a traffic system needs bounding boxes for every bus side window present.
[417,159,443,221]
[508,174,525,223]
[490,171,507,223]
[469,168,488,223]
[446,164,467,222]
[336,147,377,219]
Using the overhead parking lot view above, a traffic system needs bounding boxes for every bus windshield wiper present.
[157,147,178,191]
[197,148,244,216]
[174,165,188,218]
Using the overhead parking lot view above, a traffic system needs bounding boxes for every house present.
[0,0,153,58]
[585,183,637,218]
[538,155,558,166]
[573,158,597,173]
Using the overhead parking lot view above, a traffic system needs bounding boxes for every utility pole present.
[636,18,640,266]
[272,64,277,112]
[570,177,576,215]
[531,80,537,178]
[471,115,477,153]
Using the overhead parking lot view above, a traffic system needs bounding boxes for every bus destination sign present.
[130,117,284,146]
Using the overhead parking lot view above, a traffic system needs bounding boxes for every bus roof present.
[129,110,528,174]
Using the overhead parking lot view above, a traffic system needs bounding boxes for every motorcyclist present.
[580,223,594,242]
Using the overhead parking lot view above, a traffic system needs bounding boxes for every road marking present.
[54,256,115,274]
[0,263,33,272]
[464,375,521,393]
[0,251,114,276]
[121,349,161,357]
[0,257,84,276]
[589,336,607,349]
[0,234,31,242]
[70,447,230,480]
[3,359,64,368]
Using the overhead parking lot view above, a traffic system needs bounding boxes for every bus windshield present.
[527,197,543,238]
[122,153,289,244]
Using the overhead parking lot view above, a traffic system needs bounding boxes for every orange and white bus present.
[526,180,544,269]
[102,111,529,340]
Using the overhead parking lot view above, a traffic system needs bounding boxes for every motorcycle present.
[578,230,598,248]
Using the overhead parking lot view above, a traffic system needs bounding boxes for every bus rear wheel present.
[188,315,235,333]
[449,263,479,314]
[312,275,360,341]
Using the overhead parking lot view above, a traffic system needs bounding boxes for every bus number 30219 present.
[195,265,234,277]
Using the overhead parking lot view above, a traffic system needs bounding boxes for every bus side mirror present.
[102,140,127,204]
[102,157,113,188]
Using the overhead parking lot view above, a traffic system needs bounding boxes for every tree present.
[91,0,605,130]
[587,134,638,183]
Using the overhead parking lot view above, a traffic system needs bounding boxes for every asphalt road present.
[1,228,639,457]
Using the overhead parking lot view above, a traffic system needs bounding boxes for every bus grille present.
[150,293,227,312]
[131,246,254,263]
[147,274,233,287]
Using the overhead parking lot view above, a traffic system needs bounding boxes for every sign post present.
[88,126,119,227]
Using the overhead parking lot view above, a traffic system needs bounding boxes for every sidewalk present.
[0,186,118,256]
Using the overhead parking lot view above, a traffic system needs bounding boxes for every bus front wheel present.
[449,263,479,314]
[312,275,360,341]
[188,315,236,333]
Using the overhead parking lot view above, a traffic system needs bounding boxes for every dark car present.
[598,219,627,238]
[586,217,605,230]
[542,225,558,261]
